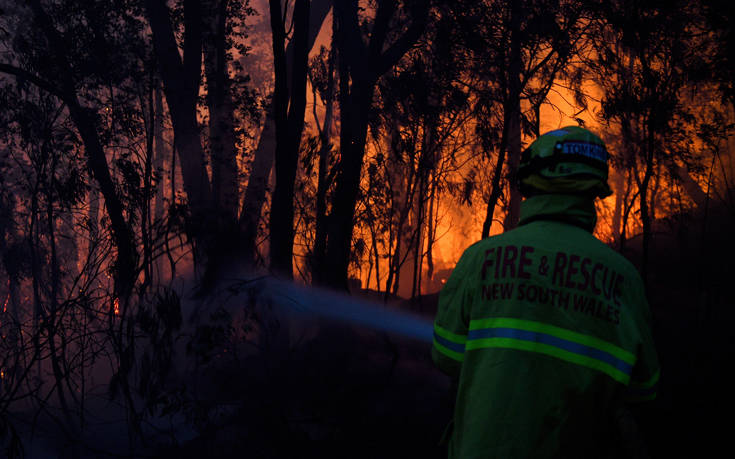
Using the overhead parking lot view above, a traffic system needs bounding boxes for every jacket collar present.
[517,194,597,232]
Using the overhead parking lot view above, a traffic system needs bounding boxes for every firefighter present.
[432,126,659,458]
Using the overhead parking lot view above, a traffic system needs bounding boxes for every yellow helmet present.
[517,126,612,198]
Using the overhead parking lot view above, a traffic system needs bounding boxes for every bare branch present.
[0,63,65,101]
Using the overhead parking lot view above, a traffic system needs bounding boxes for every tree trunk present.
[667,156,709,208]
[620,165,636,253]
[650,159,662,223]
[396,165,421,298]
[324,78,373,290]
[141,83,155,291]
[204,0,239,222]
[312,14,337,283]
[372,226,381,292]
[481,1,522,240]
[639,121,656,287]
[502,0,523,231]
[384,122,417,297]
[322,0,427,289]
[239,107,275,262]
[240,0,333,264]
[426,172,437,283]
[611,169,625,242]
[28,0,137,299]
[482,122,509,239]
[145,0,214,228]
[153,84,167,221]
[269,0,310,277]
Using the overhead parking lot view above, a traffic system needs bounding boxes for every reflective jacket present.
[432,194,659,459]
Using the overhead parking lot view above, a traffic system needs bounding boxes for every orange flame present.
[113,298,120,316]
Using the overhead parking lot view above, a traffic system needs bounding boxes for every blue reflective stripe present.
[434,331,466,354]
[467,327,633,376]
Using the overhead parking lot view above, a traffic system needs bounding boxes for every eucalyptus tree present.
[307,28,338,284]
[446,0,593,237]
[144,0,223,275]
[587,0,708,284]
[145,0,333,281]
[268,0,310,278]
[317,0,430,290]
[365,12,474,297]
[0,0,148,299]
[239,0,333,267]
[0,1,165,448]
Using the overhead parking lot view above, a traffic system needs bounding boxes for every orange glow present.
[280,10,732,296]
[2,279,8,313]
[113,298,120,316]
[0,369,4,380]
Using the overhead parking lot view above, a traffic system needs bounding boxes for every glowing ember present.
[1,369,4,380]
[2,279,8,313]
[114,298,120,316]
